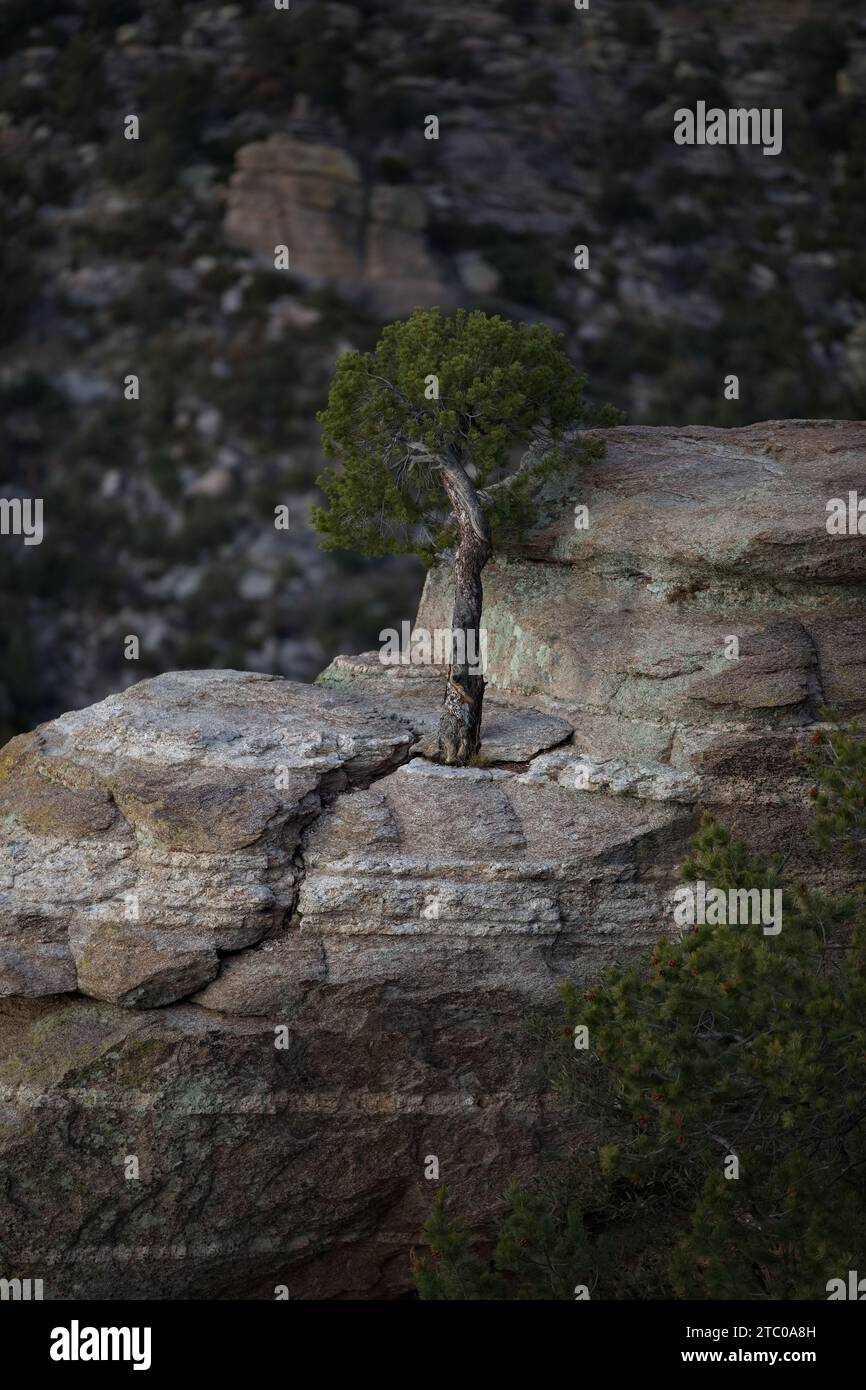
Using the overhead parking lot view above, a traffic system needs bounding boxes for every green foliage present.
[581,801,866,1299]
[54,36,109,139]
[484,234,562,312]
[244,12,297,76]
[783,20,849,105]
[612,4,658,48]
[592,174,651,224]
[139,64,216,151]
[110,266,183,333]
[0,204,40,345]
[313,308,597,563]
[102,60,237,196]
[217,340,303,447]
[415,726,866,1300]
[410,28,480,82]
[415,1182,593,1300]
[0,606,41,746]
[297,9,356,110]
[376,154,413,185]
[809,725,866,854]
[413,1190,503,1299]
[244,6,354,112]
[429,222,562,311]
[0,372,68,438]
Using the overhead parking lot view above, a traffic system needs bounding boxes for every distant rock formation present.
[1,422,864,1298]
[225,135,452,316]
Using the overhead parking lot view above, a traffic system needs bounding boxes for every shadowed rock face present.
[1,423,864,1299]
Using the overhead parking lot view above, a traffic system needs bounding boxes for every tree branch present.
[407,443,490,545]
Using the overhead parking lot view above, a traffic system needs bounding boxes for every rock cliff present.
[1,422,864,1298]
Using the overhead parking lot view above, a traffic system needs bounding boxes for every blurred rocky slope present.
[2,0,865,740]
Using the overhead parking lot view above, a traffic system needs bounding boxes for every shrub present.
[612,4,658,48]
[783,20,849,105]
[54,36,109,139]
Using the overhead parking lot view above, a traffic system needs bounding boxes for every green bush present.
[592,174,651,224]
[783,20,849,105]
[0,214,39,345]
[410,30,480,83]
[54,36,109,139]
[139,63,216,151]
[428,221,562,312]
[612,3,658,48]
[519,71,557,106]
[0,0,37,44]
[244,13,298,79]
[110,266,183,333]
[85,0,142,28]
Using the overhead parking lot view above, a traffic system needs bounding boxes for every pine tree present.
[412,1189,504,1300]
[313,307,611,764]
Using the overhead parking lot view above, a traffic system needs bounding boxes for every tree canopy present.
[313,307,607,563]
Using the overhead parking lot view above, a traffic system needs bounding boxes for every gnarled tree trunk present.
[436,455,492,765]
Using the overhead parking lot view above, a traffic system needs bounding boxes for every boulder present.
[0,670,415,1005]
[224,135,451,316]
[225,137,365,283]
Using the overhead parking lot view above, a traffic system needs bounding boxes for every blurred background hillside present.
[1,0,864,740]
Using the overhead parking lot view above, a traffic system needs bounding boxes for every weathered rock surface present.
[0,670,415,1005]
[0,668,675,1301]
[0,990,568,1301]
[1,421,864,1299]
[316,651,574,762]
[417,420,866,866]
[196,757,688,1023]
[225,135,452,317]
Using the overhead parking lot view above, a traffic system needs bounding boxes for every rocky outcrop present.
[417,420,866,869]
[1,666,681,1300]
[0,670,416,1005]
[225,135,452,317]
[1,422,864,1299]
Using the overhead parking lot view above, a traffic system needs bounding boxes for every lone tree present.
[313,308,602,765]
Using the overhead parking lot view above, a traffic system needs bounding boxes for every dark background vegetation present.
[1,0,864,740]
